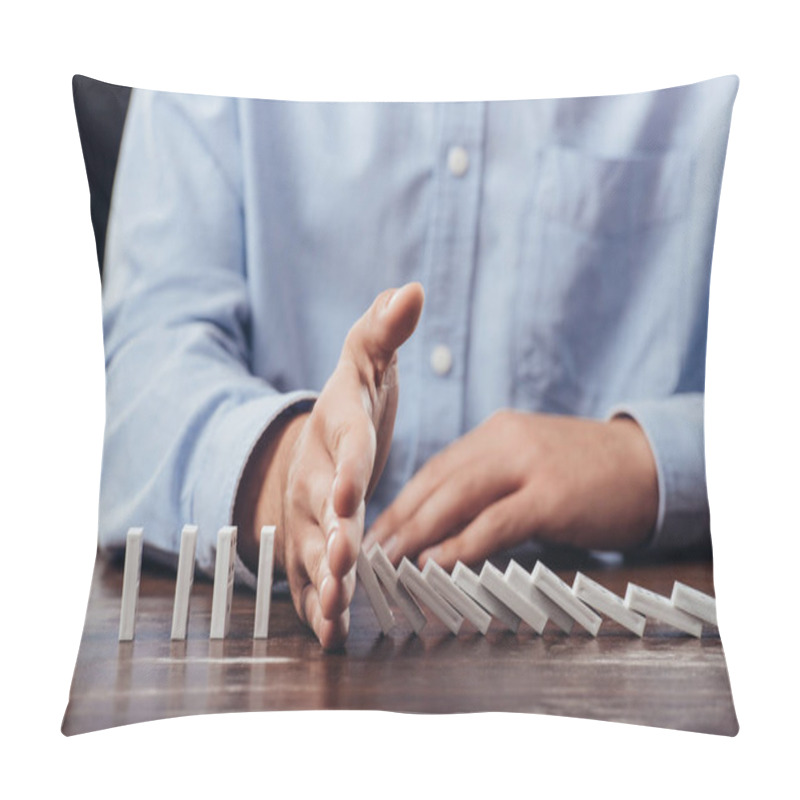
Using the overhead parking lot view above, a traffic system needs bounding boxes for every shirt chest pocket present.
[513,145,693,416]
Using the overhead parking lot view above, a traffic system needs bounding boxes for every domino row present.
[357,544,718,639]
[118,523,717,643]
[118,524,276,642]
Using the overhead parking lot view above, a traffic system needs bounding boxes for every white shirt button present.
[447,146,469,177]
[430,344,453,376]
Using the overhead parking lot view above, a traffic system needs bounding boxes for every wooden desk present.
[62,551,737,736]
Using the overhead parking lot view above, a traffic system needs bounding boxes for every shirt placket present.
[414,101,486,470]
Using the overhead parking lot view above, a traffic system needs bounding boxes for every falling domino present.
[210,526,237,639]
[671,581,717,626]
[572,572,646,637]
[452,562,521,633]
[368,545,427,635]
[170,524,198,640]
[119,527,144,641]
[624,583,703,637]
[422,560,492,635]
[253,526,276,639]
[398,558,463,635]
[356,548,396,635]
[478,561,547,634]
[505,561,574,634]
[531,562,602,636]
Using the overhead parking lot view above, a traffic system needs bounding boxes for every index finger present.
[319,385,378,520]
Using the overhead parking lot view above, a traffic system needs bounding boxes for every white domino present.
[671,581,717,626]
[398,558,463,635]
[452,562,521,633]
[356,547,396,635]
[368,545,427,634]
[505,561,574,634]
[210,526,237,639]
[170,524,198,640]
[119,527,144,641]
[253,526,276,639]
[572,572,646,637]
[478,562,547,634]
[624,583,703,637]
[531,562,602,636]
[422,560,492,635]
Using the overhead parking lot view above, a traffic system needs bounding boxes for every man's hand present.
[235,283,424,650]
[363,411,659,571]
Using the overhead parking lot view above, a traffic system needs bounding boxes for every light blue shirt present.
[100,76,738,585]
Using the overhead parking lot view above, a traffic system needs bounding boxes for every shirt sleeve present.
[99,88,316,587]
[606,392,710,553]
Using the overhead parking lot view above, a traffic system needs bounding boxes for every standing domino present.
[170,524,198,640]
[210,526,237,639]
[531,562,602,636]
[505,561,575,634]
[369,545,427,635]
[572,572,646,637]
[253,526,276,639]
[119,527,144,641]
[422,560,492,635]
[452,562,521,633]
[671,582,717,626]
[398,558,463,635]
[356,547,396,635]
[624,583,703,637]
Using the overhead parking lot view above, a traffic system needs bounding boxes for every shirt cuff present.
[189,390,317,588]
[605,393,710,553]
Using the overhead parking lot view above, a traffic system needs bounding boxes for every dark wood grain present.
[62,551,737,736]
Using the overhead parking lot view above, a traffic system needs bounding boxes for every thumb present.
[345,282,425,376]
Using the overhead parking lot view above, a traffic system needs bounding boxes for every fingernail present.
[385,288,399,312]
[345,565,358,602]
[382,534,398,560]
[327,528,338,561]
[327,518,340,541]
[421,546,440,566]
